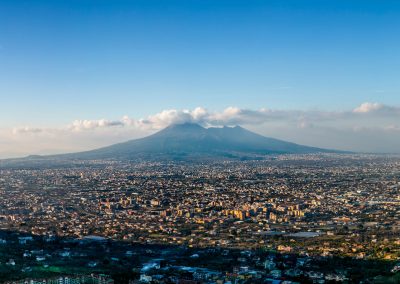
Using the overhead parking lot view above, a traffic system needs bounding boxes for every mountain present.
[52,123,338,161]
[0,123,342,167]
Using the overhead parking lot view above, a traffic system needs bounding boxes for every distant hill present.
[53,123,339,161]
[0,123,343,166]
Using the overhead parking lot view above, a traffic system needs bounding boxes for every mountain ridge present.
[49,123,340,160]
[1,123,344,164]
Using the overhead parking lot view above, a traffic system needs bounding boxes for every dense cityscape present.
[0,154,399,283]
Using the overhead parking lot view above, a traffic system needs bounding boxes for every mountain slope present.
[59,123,337,160]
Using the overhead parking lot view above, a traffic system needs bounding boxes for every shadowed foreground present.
[0,230,399,283]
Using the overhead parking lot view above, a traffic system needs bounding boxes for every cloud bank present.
[4,102,400,158]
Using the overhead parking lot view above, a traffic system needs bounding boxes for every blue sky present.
[0,0,400,156]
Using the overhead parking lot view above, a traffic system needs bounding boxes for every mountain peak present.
[160,122,205,135]
[167,122,204,130]
[166,123,244,132]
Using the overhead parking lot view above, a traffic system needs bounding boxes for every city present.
[0,154,399,282]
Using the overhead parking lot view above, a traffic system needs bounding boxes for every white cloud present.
[353,102,400,115]
[12,127,44,134]
[138,109,197,129]
[353,102,384,113]
[10,103,400,135]
[69,119,125,131]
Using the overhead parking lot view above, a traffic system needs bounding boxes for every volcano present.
[56,123,339,160]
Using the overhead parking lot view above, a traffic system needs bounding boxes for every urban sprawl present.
[0,154,399,283]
